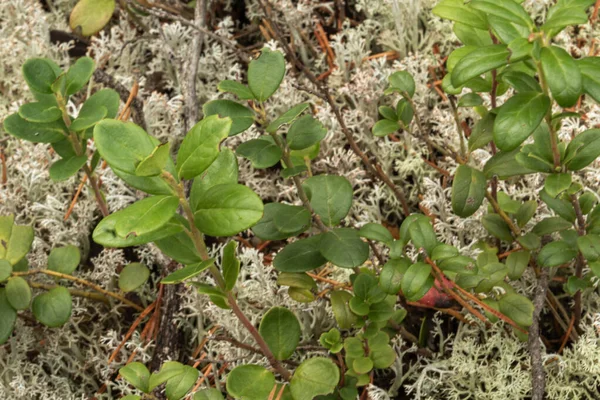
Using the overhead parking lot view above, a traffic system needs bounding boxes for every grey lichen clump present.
[1,0,600,399]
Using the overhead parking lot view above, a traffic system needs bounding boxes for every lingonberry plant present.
[3,0,600,398]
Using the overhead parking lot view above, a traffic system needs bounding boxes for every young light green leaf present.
[451,165,486,217]
[287,115,327,150]
[93,213,184,248]
[319,228,369,268]
[372,120,400,137]
[226,365,275,400]
[176,115,231,179]
[193,389,225,400]
[290,358,340,400]
[161,259,215,284]
[451,45,510,87]
[222,241,240,291]
[0,216,34,266]
[193,184,263,237]
[0,288,17,345]
[358,223,393,244]
[0,260,11,282]
[49,155,87,182]
[69,0,115,36]
[203,100,254,136]
[165,365,199,400]
[303,175,353,226]
[32,286,72,328]
[6,277,31,310]
[135,143,171,177]
[432,0,488,30]
[120,362,150,393]
[541,46,582,108]
[118,263,150,292]
[273,235,327,272]
[148,361,186,392]
[248,48,286,101]
[114,195,180,238]
[48,245,80,275]
[385,71,416,97]
[190,148,238,209]
[259,307,302,360]
[236,136,282,169]
[217,80,255,100]
[470,0,534,28]
[65,57,95,96]
[493,92,550,151]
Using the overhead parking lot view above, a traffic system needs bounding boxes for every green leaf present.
[32,286,72,328]
[401,262,434,301]
[471,0,534,28]
[69,0,115,36]
[319,228,369,268]
[432,0,488,30]
[193,389,225,400]
[431,244,459,261]
[545,173,571,198]
[451,45,510,87]
[493,92,550,151]
[372,119,400,137]
[0,288,17,344]
[190,148,238,210]
[482,214,514,242]
[266,103,310,133]
[65,57,95,96]
[578,57,600,104]
[468,112,495,151]
[248,48,286,101]
[217,80,255,100]
[499,293,534,327]
[236,136,282,169]
[458,93,484,107]
[193,184,263,237]
[281,165,308,178]
[451,165,486,217]
[565,129,600,170]
[277,272,317,290]
[538,241,577,267]
[18,102,61,123]
[501,70,542,93]
[541,46,582,108]
[484,149,537,179]
[203,100,254,136]
[3,113,66,143]
[49,155,87,182]
[120,362,150,393]
[396,99,414,126]
[0,260,11,282]
[379,106,397,121]
[0,216,34,266]
[507,37,534,62]
[273,235,327,272]
[22,58,61,94]
[135,143,171,177]
[384,71,416,97]
[84,88,120,119]
[287,115,327,150]
[118,263,150,292]
[6,277,31,310]
[93,212,184,248]
[222,241,240,291]
[352,357,373,375]
[540,189,576,222]
[226,365,275,400]
[252,203,310,240]
[330,290,357,329]
[577,234,600,262]
[516,200,537,228]
[161,259,215,284]
[532,216,572,235]
[379,258,411,294]
[303,175,353,226]
[543,3,589,35]
[518,233,541,250]
[48,245,80,275]
[148,361,186,391]
[176,115,231,179]
[358,223,393,244]
[290,358,339,400]
[453,23,492,46]
[113,196,180,238]
[489,17,530,44]
[71,105,107,132]
[506,251,530,280]
[155,227,201,265]
[407,216,437,254]
[259,307,302,360]
[165,365,199,400]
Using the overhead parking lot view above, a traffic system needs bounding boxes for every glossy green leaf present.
[407,216,437,254]
[543,3,589,34]
[468,112,495,151]
[541,46,582,108]
[484,149,537,179]
[3,113,66,143]
[226,365,275,400]
[259,307,301,360]
[203,100,254,136]
[319,228,369,268]
[545,173,571,198]
[489,17,530,44]
[176,115,230,179]
[236,136,282,169]
[578,57,600,103]
[451,165,486,217]
[287,115,327,150]
[372,120,399,137]
[303,175,353,226]
[518,232,541,250]
[32,286,72,328]
[217,80,255,100]
[498,293,533,327]
[135,143,170,177]
[501,70,541,93]
[0,216,34,266]
[0,288,17,344]
[148,361,186,392]
[113,195,180,238]
[18,102,61,123]
[565,129,600,170]
[537,241,577,267]
[118,263,150,292]
[385,71,416,97]
[290,358,339,400]
[120,362,150,393]
[193,184,263,237]
[540,189,576,222]
[493,92,550,151]
[471,0,533,28]
[190,148,238,210]
[358,223,393,244]
[273,235,326,272]
[154,227,201,265]
[482,214,514,242]
[6,277,31,310]
[222,241,240,291]
[64,57,95,96]
[396,99,414,126]
[379,258,411,295]
[458,93,483,107]
[69,0,115,36]
[577,234,600,262]
[93,212,184,248]
[266,103,310,133]
[161,259,215,284]
[516,200,537,228]
[49,155,87,182]
[252,203,310,240]
[165,365,199,400]
[532,216,572,236]
[330,290,357,329]
[401,262,434,301]
[432,0,488,30]
[22,58,61,94]
[248,48,286,101]
[451,45,510,87]
[48,245,80,275]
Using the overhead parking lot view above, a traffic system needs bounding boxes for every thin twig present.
[529,268,549,400]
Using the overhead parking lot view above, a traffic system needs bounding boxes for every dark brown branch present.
[529,268,549,400]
